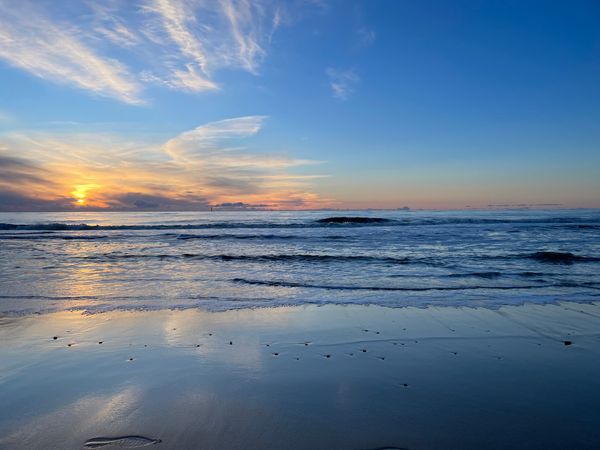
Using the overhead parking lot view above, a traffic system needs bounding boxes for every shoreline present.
[2,302,600,449]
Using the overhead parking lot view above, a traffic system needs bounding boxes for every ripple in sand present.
[363,447,411,450]
[362,447,411,450]
[83,435,161,448]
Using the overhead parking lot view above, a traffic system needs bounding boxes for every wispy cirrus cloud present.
[356,26,376,47]
[0,116,329,211]
[326,68,360,100]
[0,2,143,104]
[0,0,287,103]
[141,0,278,91]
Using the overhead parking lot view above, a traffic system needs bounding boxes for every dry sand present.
[1,303,600,449]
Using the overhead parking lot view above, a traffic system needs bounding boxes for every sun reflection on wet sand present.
[2,304,600,449]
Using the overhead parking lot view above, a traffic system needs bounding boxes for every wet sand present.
[1,303,600,449]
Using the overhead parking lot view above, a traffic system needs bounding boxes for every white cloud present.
[164,116,318,170]
[142,0,276,91]
[326,68,360,100]
[0,0,286,103]
[357,26,376,47]
[0,3,144,105]
[0,116,327,209]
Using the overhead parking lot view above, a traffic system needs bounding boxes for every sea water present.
[0,209,599,315]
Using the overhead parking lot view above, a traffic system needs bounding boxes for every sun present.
[71,184,98,207]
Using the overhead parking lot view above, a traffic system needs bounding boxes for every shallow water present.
[0,209,599,315]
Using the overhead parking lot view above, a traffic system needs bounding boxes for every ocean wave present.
[0,234,111,240]
[316,216,393,224]
[445,271,502,279]
[174,233,349,240]
[2,216,600,231]
[82,253,415,264]
[231,278,596,291]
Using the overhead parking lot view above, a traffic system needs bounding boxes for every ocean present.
[1,209,599,315]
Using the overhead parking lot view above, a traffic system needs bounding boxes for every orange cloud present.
[0,117,331,211]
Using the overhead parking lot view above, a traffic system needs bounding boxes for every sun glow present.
[71,184,98,207]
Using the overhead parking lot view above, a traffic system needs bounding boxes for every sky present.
[0,0,599,211]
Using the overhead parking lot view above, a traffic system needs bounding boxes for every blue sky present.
[0,0,599,210]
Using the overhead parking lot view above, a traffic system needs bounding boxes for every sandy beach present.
[2,302,600,449]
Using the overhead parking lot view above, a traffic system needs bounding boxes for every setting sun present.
[71,184,98,207]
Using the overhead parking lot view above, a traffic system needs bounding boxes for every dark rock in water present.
[564,340,572,346]
[84,435,161,448]
[98,341,103,344]
[529,251,588,264]
[316,216,391,224]
[52,336,58,340]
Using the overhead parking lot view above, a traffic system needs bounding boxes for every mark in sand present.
[83,435,161,448]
